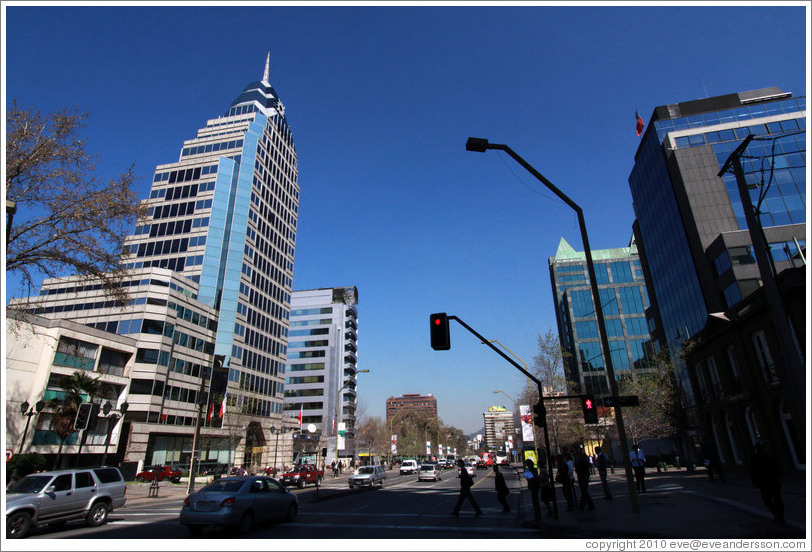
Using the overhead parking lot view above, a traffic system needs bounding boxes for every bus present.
[495,450,509,465]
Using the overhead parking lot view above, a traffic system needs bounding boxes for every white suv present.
[348,465,386,488]
[399,460,418,475]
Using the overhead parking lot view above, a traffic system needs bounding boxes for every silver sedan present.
[179,476,298,536]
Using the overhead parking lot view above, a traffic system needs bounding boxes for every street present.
[19,465,807,541]
[25,467,557,540]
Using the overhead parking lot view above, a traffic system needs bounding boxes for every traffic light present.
[430,313,450,350]
[533,402,546,428]
[581,394,598,424]
[74,403,94,430]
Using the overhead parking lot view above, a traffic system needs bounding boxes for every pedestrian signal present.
[581,394,598,424]
[533,402,547,428]
[430,313,451,350]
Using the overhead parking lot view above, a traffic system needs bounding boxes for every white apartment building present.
[285,287,359,447]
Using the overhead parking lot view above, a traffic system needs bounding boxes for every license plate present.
[194,501,218,511]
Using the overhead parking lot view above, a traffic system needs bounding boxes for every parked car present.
[279,464,323,488]
[458,461,476,478]
[6,467,127,539]
[348,465,386,488]
[180,476,297,535]
[136,465,182,483]
[418,463,443,482]
[399,460,419,475]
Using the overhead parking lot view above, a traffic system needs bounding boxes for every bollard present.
[148,479,160,498]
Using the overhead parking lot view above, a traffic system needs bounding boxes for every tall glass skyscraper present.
[15,54,300,470]
[628,87,806,407]
[549,237,653,398]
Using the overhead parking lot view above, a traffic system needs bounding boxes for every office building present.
[10,54,299,471]
[386,393,438,425]
[549,236,655,397]
[285,287,360,439]
[483,407,515,452]
[629,87,805,467]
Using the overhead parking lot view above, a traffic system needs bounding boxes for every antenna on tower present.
[263,52,270,83]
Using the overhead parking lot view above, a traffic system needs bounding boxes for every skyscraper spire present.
[262,52,270,83]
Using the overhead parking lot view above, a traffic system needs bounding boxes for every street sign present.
[602,395,640,407]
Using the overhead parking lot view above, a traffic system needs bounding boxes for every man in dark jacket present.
[575,452,595,511]
[749,443,785,524]
[493,464,510,513]
[523,458,542,521]
[452,460,482,517]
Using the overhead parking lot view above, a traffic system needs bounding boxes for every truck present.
[280,464,323,488]
[476,452,493,470]
[135,465,182,483]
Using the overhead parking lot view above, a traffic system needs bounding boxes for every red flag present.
[160,413,167,422]
[219,392,227,418]
[635,110,644,136]
[207,403,213,422]
[297,405,303,428]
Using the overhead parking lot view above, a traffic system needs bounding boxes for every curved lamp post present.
[101,401,128,466]
[466,136,638,514]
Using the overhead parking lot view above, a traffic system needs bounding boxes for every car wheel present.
[297,478,306,489]
[136,476,146,483]
[378,479,384,488]
[237,511,254,535]
[187,524,205,536]
[171,477,181,484]
[6,511,32,539]
[86,502,109,527]
[284,503,298,523]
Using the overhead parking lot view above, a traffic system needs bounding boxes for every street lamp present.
[467,136,639,514]
[17,400,45,457]
[334,369,369,460]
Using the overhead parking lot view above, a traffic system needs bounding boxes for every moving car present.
[348,465,386,488]
[136,465,182,483]
[418,463,442,482]
[458,461,476,478]
[399,459,419,475]
[180,476,298,535]
[6,467,127,539]
[279,464,323,488]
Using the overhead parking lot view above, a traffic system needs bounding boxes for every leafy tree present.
[44,371,101,469]
[617,357,679,445]
[5,100,145,304]
[7,453,47,478]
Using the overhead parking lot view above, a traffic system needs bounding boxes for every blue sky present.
[3,4,808,434]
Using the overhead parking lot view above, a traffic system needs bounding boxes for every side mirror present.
[45,485,56,494]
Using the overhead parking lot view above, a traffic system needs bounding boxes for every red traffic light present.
[581,394,598,424]
[585,398,593,409]
[430,313,451,350]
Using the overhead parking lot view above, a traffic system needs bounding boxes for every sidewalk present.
[512,465,808,540]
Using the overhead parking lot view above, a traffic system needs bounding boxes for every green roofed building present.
[548,237,656,397]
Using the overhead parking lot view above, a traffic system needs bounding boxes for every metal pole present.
[448,315,559,519]
[186,366,209,495]
[467,138,639,514]
[17,411,34,457]
[720,137,806,426]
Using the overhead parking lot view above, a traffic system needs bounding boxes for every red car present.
[136,465,182,483]
[280,465,323,488]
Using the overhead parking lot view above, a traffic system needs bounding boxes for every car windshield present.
[199,480,244,493]
[357,467,374,474]
[8,475,53,494]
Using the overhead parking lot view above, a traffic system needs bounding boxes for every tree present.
[44,371,101,469]
[617,356,680,446]
[5,100,145,304]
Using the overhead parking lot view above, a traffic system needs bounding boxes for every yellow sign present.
[488,406,507,412]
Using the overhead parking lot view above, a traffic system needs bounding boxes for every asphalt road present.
[25,467,557,540]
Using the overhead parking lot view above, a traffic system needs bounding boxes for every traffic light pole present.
[466,137,639,515]
[447,315,558,520]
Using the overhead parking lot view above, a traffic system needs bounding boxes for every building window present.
[53,337,98,371]
[725,345,742,392]
[751,330,779,384]
[706,356,722,398]
[694,364,709,403]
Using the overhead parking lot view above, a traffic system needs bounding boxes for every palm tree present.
[45,371,101,469]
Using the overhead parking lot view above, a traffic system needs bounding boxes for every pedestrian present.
[538,462,555,517]
[588,454,595,475]
[565,453,578,504]
[451,459,482,517]
[332,461,339,478]
[555,455,576,512]
[338,460,344,474]
[493,464,511,513]
[629,444,647,493]
[701,440,725,483]
[236,465,246,476]
[595,446,612,499]
[671,446,680,469]
[748,443,785,525]
[575,452,595,511]
[521,459,541,521]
